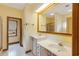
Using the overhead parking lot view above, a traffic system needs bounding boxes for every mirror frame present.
[0,16,3,50]
[37,3,72,35]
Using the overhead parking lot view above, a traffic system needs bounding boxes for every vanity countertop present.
[31,33,72,56]
[37,39,72,56]
[30,33,47,39]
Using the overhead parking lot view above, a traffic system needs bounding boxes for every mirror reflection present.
[38,3,72,34]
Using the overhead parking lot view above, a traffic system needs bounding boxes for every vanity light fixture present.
[36,3,51,13]
[50,13,54,16]
[24,22,29,26]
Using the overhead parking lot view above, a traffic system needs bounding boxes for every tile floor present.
[0,44,33,56]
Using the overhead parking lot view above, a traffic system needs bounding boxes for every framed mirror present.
[37,3,72,35]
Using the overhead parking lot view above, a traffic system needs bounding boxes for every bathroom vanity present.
[31,33,72,56]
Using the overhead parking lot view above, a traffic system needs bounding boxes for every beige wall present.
[39,14,46,31]
[67,17,72,34]
[0,17,2,49]
[46,16,55,24]
[67,12,72,34]
[0,4,22,49]
[22,4,38,51]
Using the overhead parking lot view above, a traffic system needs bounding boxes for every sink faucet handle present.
[58,42,63,46]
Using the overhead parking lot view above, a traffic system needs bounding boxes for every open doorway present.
[7,16,22,50]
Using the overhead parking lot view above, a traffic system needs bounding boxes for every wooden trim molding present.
[37,4,72,35]
[7,16,23,50]
[3,49,8,51]
[19,18,23,47]
[9,41,19,45]
[0,16,3,51]
[0,48,1,51]
[25,50,32,53]
[38,31,72,35]
[38,4,58,14]
[72,3,79,56]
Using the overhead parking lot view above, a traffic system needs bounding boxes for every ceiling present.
[2,3,26,10]
[1,3,72,14]
[2,3,43,10]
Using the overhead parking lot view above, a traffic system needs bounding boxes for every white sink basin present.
[47,43,68,52]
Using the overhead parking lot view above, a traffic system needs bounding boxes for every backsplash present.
[37,32,72,46]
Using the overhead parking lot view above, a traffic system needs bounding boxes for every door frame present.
[7,16,23,50]
[0,16,3,51]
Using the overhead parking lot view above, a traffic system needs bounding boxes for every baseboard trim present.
[9,41,19,45]
[20,44,23,47]
[3,49,8,51]
[25,50,32,53]
[0,48,1,51]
